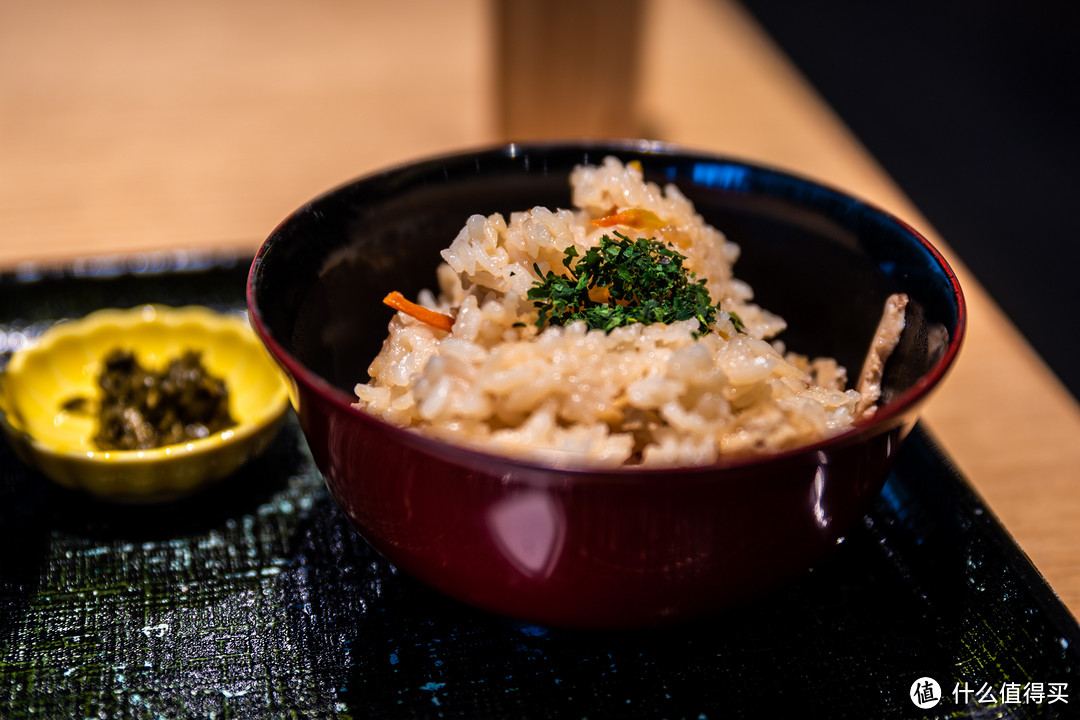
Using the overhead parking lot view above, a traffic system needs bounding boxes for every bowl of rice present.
[247,141,965,628]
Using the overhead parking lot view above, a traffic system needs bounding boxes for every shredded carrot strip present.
[383,291,454,332]
[590,207,666,231]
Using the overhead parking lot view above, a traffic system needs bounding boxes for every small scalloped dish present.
[0,305,290,502]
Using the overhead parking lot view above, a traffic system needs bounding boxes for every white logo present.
[911,677,942,709]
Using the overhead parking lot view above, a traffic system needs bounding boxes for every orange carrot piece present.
[383,291,454,332]
[590,207,666,232]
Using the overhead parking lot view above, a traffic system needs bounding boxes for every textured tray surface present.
[1,254,1077,718]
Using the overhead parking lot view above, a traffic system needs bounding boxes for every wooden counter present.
[2,0,1077,616]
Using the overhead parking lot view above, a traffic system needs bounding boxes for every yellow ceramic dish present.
[0,305,290,502]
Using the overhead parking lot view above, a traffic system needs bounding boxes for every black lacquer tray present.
[1,253,1077,719]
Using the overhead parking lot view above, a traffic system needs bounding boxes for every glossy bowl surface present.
[248,140,965,627]
[0,305,290,502]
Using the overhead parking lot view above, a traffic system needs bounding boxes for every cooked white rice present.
[354,157,866,467]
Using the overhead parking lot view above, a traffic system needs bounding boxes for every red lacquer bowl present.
[247,141,965,628]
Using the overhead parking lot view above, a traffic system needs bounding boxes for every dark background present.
[739,0,1080,400]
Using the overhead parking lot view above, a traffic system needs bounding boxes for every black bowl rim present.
[247,139,967,479]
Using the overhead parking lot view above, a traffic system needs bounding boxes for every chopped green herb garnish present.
[527,232,739,335]
[728,310,746,334]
